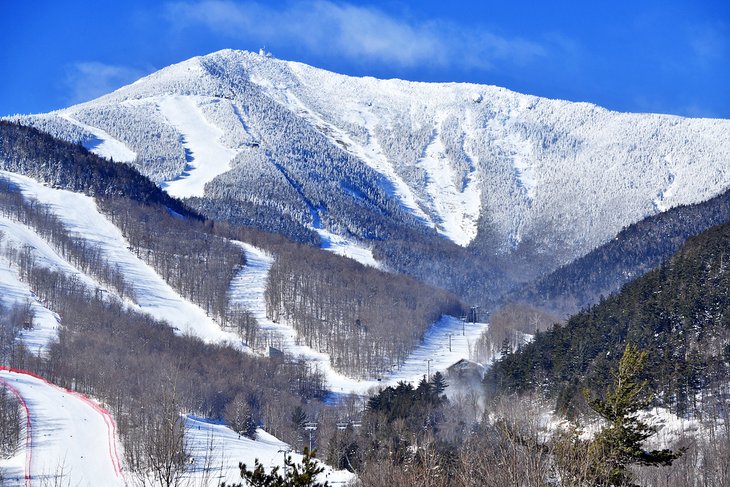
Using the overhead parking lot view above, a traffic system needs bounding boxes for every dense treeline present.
[507,186,730,318]
[487,217,730,417]
[188,194,321,246]
[0,302,26,463]
[470,303,558,364]
[0,120,193,216]
[0,384,22,463]
[266,247,463,378]
[339,350,730,486]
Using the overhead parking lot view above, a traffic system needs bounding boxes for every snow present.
[228,242,371,393]
[376,316,489,387]
[229,242,489,395]
[0,368,124,487]
[416,116,482,246]
[279,90,434,227]
[20,49,730,264]
[502,132,538,200]
[0,171,245,348]
[0,371,355,487]
[57,113,137,163]
[156,95,239,198]
[0,216,84,354]
[182,416,355,486]
[316,228,381,269]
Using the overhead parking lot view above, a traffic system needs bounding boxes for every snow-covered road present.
[0,368,124,487]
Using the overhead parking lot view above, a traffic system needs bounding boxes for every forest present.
[487,216,730,419]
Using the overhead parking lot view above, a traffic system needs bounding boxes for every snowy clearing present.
[58,113,137,163]
[315,228,381,269]
[157,95,239,198]
[416,117,481,246]
[229,242,489,395]
[183,416,355,486]
[0,171,244,348]
[0,368,124,487]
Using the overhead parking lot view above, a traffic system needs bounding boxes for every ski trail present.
[157,95,238,198]
[228,242,372,393]
[228,242,490,395]
[0,171,244,348]
[0,368,124,486]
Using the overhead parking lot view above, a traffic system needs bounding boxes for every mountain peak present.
[7,51,730,305]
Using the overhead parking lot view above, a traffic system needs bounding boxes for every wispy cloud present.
[64,62,146,104]
[165,0,547,70]
[688,22,727,68]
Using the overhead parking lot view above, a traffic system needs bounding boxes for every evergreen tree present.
[291,406,308,429]
[584,344,682,485]
[222,447,329,487]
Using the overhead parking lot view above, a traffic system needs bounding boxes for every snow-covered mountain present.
[11,49,730,297]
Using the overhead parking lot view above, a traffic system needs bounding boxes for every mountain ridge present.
[8,49,730,306]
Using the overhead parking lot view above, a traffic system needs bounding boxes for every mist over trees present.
[487,216,730,418]
[507,186,730,318]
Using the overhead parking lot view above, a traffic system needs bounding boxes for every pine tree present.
[584,343,682,485]
[292,406,307,429]
[222,447,329,487]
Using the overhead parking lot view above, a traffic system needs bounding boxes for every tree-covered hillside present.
[506,186,730,318]
[486,216,730,416]
[0,120,193,216]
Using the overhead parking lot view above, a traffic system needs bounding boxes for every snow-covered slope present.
[183,416,355,486]
[0,369,354,487]
[0,171,245,349]
[0,368,124,487]
[156,95,239,198]
[11,49,730,281]
[0,216,77,355]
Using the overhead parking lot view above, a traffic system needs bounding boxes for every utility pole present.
[448,333,453,352]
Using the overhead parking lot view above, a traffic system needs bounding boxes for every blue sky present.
[1,0,728,117]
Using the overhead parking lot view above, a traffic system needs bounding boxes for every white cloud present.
[688,23,727,67]
[64,62,146,104]
[165,0,546,70]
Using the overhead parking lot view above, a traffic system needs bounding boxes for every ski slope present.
[0,216,82,354]
[58,113,137,163]
[0,171,244,348]
[0,368,124,487]
[0,369,354,487]
[183,416,355,486]
[157,95,239,198]
[229,242,489,395]
[315,228,381,269]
